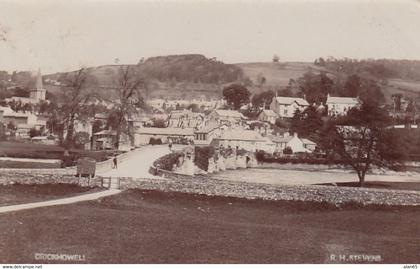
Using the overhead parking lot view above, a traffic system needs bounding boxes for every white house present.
[326,94,359,116]
[269,96,309,118]
[257,109,278,124]
[269,133,316,153]
[210,129,275,153]
[193,124,228,146]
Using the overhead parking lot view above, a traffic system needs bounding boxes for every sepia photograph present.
[0,0,419,267]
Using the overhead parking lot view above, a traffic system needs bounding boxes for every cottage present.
[269,133,316,153]
[207,109,246,126]
[326,94,359,116]
[269,96,309,118]
[194,124,228,146]
[257,109,278,124]
[210,129,274,153]
[134,127,194,146]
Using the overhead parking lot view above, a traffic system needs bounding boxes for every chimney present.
[293,132,298,138]
[283,132,290,138]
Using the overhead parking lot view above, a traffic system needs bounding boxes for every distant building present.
[167,110,205,128]
[194,124,228,146]
[257,109,278,124]
[207,109,246,126]
[133,127,194,146]
[210,129,273,153]
[326,94,359,116]
[269,96,309,118]
[269,132,316,153]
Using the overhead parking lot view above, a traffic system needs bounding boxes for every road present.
[99,145,185,178]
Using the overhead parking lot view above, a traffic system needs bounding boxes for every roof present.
[217,130,265,141]
[136,127,194,136]
[195,123,226,134]
[301,138,316,145]
[269,135,293,143]
[274,97,309,106]
[213,109,244,118]
[169,110,203,119]
[326,96,359,105]
[94,130,116,136]
[259,109,278,117]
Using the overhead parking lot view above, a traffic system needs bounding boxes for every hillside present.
[41,57,420,102]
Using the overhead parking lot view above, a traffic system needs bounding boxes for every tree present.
[272,55,280,63]
[59,68,96,148]
[222,84,250,110]
[152,118,167,128]
[323,103,408,186]
[108,66,147,149]
[74,131,90,149]
[290,106,324,141]
[251,90,274,110]
[92,120,104,134]
[29,128,42,138]
[297,71,334,104]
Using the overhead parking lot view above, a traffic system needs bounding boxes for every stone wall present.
[117,176,420,206]
[0,168,102,187]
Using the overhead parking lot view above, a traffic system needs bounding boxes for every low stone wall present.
[118,175,420,206]
[0,168,102,187]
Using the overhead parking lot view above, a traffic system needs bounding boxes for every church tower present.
[30,68,46,101]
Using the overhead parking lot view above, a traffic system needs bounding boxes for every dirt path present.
[0,189,121,214]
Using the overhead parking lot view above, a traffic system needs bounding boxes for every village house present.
[257,109,278,124]
[91,130,132,151]
[207,109,246,126]
[193,124,228,146]
[326,94,359,116]
[0,106,47,138]
[269,132,316,153]
[210,129,274,153]
[269,96,309,118]
[133,127,194,146]
[167,109,205,128]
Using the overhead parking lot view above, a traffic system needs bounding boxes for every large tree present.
[108,65,147,149]
[251,90,274,110]
[323,103,408,186]
[59,68,97,148]
[297,71,334,104]
[222,84,250,110]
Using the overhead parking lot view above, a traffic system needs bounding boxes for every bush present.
[283,147,293,155]
[153,152,183,171]
[255,150,265,163]
[194,146,215,171]
[149,137,163,145]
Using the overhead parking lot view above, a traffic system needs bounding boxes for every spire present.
[36,68,43,90]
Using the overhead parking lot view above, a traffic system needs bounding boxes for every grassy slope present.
[0,189,418,263]
[45,62,420,101]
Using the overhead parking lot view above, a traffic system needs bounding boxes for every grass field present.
[0,184,100,206]
[0,189,418,263]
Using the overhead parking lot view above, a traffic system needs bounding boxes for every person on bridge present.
[113,156,118,169]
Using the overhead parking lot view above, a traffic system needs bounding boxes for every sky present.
[1,0,420,74]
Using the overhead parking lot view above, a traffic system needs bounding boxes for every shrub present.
[283,146,293,155]
[255,150,265,163]
[153,152,184,171]
[194,146,215,171]
[149,137,163,145]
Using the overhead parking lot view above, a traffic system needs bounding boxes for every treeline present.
[138,54,248,84]
[315,57,420,81]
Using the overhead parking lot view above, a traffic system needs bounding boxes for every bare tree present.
[107,65,147,149]
[59,68,96,148]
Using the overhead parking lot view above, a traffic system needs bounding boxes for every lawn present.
[0,184,101,206]
[0,189,418,263]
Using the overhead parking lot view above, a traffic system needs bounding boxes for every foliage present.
[152,118,167,128]
[194,146,215,171]
[290,106,324,141]
[321,103,408,186]
[283,147,293,155]
[149,137,163,145]
[222,84,251,110]
[139,54,247,84]
[74,131,90,148]
[251,90,274,110]
[153,152,183,171]
[29,128,42,138]
[297,71,334,104]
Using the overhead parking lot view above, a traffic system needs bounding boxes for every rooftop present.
[136,127,194,136]
[326,95,359,105]
[274,97,309,106]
